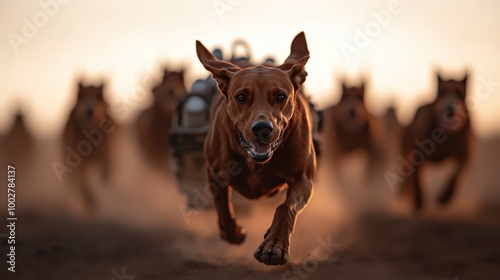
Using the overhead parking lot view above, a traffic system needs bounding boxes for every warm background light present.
[1,0,499,137]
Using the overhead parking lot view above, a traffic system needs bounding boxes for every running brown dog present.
[196,32,316,265]
[323,82,374,164]
[402,72,472,210]
[135,69,187,168]
[63,81,115,210]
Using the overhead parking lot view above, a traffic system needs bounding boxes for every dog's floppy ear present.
[162,69,170,81]
[340,81,347,99]
[461,71,468,84]
[196,41,240,97]
[460,71,469,99]
[360,78,367,98]
[278,32,310,91]
[286,56,309,91]
[282,32,310,66]
[341,81,347,91]
[97,82,105,99]
[437,72,444,83]
[76,79,86,99]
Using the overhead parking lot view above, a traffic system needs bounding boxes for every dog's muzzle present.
[238,131,283,163]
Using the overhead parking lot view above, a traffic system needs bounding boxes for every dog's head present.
[336,82,369,133]
[153,69,187,112]
[73,81,108,130]
[434,73,468,134]
[196,32,310,164]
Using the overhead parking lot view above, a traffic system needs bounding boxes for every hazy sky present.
[1,0,499,137]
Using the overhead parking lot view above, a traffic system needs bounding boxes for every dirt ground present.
[0,127,499,280]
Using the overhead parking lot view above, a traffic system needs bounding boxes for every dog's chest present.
[228,159,287,199]
[428,131,469,162]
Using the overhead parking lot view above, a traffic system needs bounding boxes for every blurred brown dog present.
[1,111,35,161]
[323,82,376,170]
[63,81,115,210]
[196,32,316,265]
[402,73,472,210]
[135,69,187,168]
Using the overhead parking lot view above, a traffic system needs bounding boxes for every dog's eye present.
[276,94,287,102]
[236,93,247,102]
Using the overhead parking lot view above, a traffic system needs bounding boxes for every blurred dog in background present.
[401,72,472,210]
[323,81,378,175]
[63,81,115,211]
[1,110,35,162]
[135,69,187,170]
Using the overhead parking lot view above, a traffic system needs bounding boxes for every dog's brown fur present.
[402,73,472,210]
[196,32,316,265]
[322,82,377,171]
[135,69,187,168]
[63,81,115,209]
[1,111,35,159]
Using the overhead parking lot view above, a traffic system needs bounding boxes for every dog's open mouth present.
[238,132,283,163]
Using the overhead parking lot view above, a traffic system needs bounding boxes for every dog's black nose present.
[349,108,356,118]
[86,107,94,118]
[445,106,455,119]
[252,120,273,142]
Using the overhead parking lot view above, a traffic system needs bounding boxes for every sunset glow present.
[1,0,499,137]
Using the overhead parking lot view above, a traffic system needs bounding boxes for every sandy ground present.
[0,126,499,280]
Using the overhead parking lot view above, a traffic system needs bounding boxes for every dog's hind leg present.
[438,157,466,206]
[254,175,313,265]
[208,169,246,244]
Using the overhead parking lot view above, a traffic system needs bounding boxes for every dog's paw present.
[254,235,289,265]
[220,224,246,245]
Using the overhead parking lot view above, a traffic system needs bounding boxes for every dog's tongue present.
[253,142,271,154]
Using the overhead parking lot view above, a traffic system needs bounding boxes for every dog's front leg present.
[438,157,467,205]
[208,169,246,244]
[254,175,313,265]
[410,167,423,211]
[101,150,111,183]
